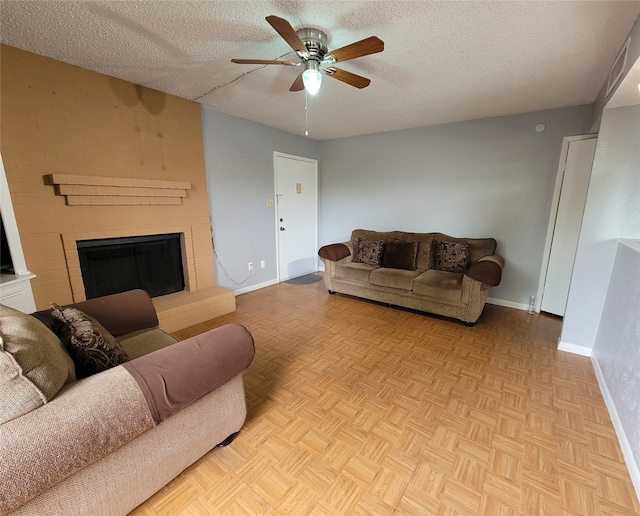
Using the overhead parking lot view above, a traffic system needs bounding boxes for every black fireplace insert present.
[77,233,184,299]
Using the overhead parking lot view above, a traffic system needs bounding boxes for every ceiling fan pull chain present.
[305,90,309,136]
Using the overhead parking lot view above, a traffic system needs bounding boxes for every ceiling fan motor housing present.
[296,28,328,63]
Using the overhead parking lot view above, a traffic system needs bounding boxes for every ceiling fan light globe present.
[302,68,322,95]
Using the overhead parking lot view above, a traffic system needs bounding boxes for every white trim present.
[0,152,31,275]
[0,152,36,313]
[234,278,279,296]
[557,340,592,357]
[486,297,529,311]
[536,134,597,313]
[592,351,640,501]
[273,151,319,282]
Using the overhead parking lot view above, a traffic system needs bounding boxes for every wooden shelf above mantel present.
[47,173,191,206]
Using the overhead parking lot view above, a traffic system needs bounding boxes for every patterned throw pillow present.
[434,240,470,273]
[50,304,129,379]
[353,238,385,265]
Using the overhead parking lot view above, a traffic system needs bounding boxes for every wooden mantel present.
[47,173,192,206]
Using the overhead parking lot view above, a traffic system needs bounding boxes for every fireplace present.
[77,233,185,299]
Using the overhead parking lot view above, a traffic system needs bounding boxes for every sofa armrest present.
[123,324,255,424]
[33,289,159,337]
[318,242,351,262]
[0,367,154,514]
[465,255,504,287]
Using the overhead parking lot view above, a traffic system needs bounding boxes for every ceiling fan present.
[231,15,384,95]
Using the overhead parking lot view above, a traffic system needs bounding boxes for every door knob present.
[280,227,285,231]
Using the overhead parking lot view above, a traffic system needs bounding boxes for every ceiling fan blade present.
[289,72,304,92]
[325,67,371,89]
[325,36,384,63]
[231,59,298,66]
[266,15,307,54]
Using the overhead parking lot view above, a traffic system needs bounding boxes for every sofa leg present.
[328,290,336,295]
[464,321,475,328]
[216,432,239,448]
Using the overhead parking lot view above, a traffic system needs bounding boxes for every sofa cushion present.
[382,239,419,270]
[370,268,423,291]
[50,304,129,379]
[0,304,76,424]
[434,240,470,273]
[413,270,464,302]
[120,328,179,360]
[353,238,385,265]
[335,262,378,282]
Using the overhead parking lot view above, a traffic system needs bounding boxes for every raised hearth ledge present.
[152,286,235,333]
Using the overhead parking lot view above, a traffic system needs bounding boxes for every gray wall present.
[318,106,591,306]
[201,109,319,291]
[592,239,640,483]
[561,103,640,351]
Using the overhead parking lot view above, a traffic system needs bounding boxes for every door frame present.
[273,151,319,282]
[535,134,597,313]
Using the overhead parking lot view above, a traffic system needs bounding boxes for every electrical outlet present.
[260,260,265,268]
[248,262,254,271]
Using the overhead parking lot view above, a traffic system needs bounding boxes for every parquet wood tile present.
[129,275,640,515]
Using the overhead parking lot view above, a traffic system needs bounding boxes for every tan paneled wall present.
[0,45,217,310]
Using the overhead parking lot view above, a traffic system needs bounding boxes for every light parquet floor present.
[130,275,640,515]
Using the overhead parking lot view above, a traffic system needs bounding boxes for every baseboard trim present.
[557,341,593,357]
[234,279,279,296]
[592,351,640,503]
[486,297,530,311]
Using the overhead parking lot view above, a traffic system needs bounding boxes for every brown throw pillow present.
[434,240,470,273]
[50,303,129,379]
[382,239,419,270]
[353,238,384,265]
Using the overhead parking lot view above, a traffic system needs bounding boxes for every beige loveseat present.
[319,229,504,325]
[0,289,255,515]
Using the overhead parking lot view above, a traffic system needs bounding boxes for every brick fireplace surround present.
[0,45,235,332]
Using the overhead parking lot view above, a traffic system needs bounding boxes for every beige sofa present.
[0,289,254,515]
[319,229,504,325]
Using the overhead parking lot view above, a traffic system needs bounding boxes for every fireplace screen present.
[77,233,184,299]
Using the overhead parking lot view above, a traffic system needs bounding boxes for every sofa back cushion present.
[350,230,497,270]
[395,232,435,270]
[351,229,397,252]
[0,304,76,424]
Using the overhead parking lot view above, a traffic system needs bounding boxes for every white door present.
[541,137,597,316]
[275,153,318,281]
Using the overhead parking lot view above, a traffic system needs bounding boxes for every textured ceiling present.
[1,1,639,140]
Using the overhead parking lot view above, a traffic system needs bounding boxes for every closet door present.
[541,137,597,316]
